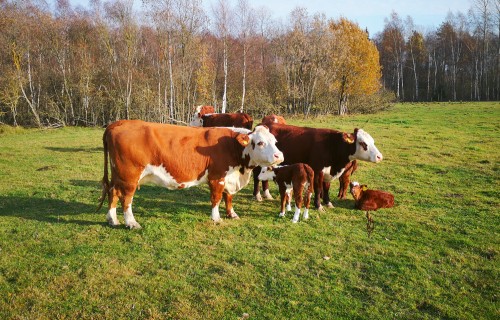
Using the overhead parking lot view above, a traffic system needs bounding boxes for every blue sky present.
[58,0,473,35]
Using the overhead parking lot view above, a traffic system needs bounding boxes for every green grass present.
[0,102,498,319]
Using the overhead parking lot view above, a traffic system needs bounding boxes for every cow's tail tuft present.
[96,129,109,212]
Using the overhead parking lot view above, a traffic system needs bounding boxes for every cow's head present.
[189,113,203,127]
[346,129,383,163]
[238,125,284,167]
[258,166,276,181]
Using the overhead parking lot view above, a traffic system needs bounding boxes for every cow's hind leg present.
[303,183,312,220]
[292,185,304,223]
[106,186,121,226]
[278,185,287,217]
[121,184,141,229]
[223,192,239,219]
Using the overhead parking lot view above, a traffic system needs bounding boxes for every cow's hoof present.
[317,205,325,212]
[107,219,121,227]
[228,213,240,219]
[126,222,142,229]
[254,193,263,202]
[263,190,274,200]
[292,219,299,223]
[279,212,285,217]
[326,202,334,208]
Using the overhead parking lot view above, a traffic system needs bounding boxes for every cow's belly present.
[322,167,345,183]
[138,164,208,189]
[224,166,252,195]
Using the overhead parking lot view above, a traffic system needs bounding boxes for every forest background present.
[0,0,498,127]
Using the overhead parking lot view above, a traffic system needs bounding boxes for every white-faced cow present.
[189,111,253,130]
[253,123,383,210]
[97,120,284,228]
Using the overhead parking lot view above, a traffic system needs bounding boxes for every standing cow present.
[97,120,284,228]
[190,111,253,130]
[253,123,383,210]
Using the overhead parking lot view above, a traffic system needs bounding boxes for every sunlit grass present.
[0,102,498,319]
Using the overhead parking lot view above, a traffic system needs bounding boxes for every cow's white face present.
[189,114,203,127]
[349,129,383,163]
[242,125,284,167]
[258,167,276,181]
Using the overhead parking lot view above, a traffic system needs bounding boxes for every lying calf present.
[350,181,394,235]
[259,164,314,223]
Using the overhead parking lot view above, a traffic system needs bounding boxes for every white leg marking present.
[286,203,292,212]
[254,192,263,202]
[292,206,301,223]
[229,208,239,219]
[211,202,221,222]
[106,207,120,226]
[326,202,334,208]
[263,189,273,200]
[279,211,286,217]
[124,204,142,229]
[303,208,309,220]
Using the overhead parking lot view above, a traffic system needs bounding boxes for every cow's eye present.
[257,141,265,147]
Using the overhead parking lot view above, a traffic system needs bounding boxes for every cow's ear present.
[361,185,368,191]
[343,132,355,144]
[236,133,250,147]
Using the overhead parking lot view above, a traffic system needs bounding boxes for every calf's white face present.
[258,167,276,181]
[349,129,383,163]
[189,114,203,127]
[244,126,284,167]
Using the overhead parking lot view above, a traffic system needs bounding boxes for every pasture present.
[0,102,498,319]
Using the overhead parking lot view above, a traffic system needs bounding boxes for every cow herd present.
[97,105,393,231]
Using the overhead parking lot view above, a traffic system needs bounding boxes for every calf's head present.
[346,129,383,163]
[189,114,203,127]
[349,181,367,200]
[239,125,284,167]
[258,166,276,181]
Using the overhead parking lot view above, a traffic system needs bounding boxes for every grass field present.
[0,102,498,319]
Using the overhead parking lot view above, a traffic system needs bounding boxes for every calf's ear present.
[343,132,355,144]
[236,133,250,147]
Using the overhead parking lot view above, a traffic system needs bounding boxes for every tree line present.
[0,0,497,128]
[377,1,499,102]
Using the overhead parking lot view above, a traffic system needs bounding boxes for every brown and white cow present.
[261,114,287,126]
[258,164,314,223]
[190,112,253,130]
[253,123,383,210]
[97,120,284,228]
[255,115,358,202]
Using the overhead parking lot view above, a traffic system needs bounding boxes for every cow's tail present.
[96,129,109,212]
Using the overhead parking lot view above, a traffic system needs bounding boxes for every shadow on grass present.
[0,195,106,226]
[45,146,102,153]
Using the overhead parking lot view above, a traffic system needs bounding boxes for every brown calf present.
[350,181,394,235]
[258,163,314,223]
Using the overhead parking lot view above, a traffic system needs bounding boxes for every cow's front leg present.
[313,171,324,210]
[252,167,263,201]
[208,179,225,222]
[322,181,334,208]
[223,192,239,219]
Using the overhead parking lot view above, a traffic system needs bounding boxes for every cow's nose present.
[274,152,284,161]
[376,154,383,162]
